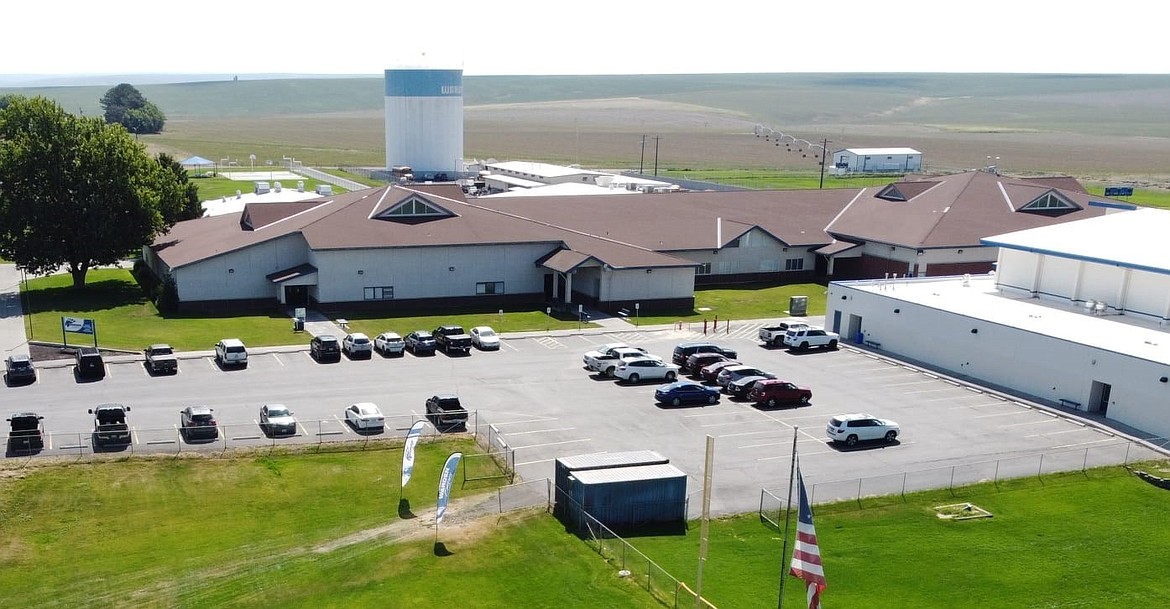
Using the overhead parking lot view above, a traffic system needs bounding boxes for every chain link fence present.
[760,439,1166,525]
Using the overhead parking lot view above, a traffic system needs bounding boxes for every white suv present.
[343,333,374,359]
[826,413,900,446]
[214,338,248,368]
[614,357,679,384]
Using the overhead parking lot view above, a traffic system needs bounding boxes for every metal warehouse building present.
[832,147,922,174]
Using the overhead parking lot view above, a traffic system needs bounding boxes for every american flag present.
[789,465,826,609]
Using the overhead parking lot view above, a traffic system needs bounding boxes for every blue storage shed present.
[562,463,688,532]
[553,450,670,518]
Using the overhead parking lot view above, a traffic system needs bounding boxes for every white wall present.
[603,267,694,301]
[828,282,1170,441]
[676,228,810,277]
[385,96,463,174]
[174,234,309,302]
[309,242,555,303]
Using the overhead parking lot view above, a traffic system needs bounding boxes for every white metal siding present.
[1037,255,1079,298]
[173,234,309,302]
[384,97,463,174]
[605,267,693,301]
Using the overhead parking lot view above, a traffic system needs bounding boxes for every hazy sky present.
[5,0,1165,76]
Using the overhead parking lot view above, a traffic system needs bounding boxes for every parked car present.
[725,374,777,399]
[783,326,840,351]
[404,330,437,355]
[4,354,36,385]
[699,359,742,384]
[260,404,297,436]
[426,394,469,429]
[6,412,45,452]
[179,406,219,441]
[614,357,680,384]
[583,342,634,371]
[144,344,178,375]
[672,343,738,369]
[758,323,807,347]
[344,402,385,432]
[826,413,900,446]
[342,333,374,359]
[75,347,106,380]
[310,334,342,362]
[654,380,721,406]
[469,326,501,350]
[374,331,406,357]
[716,365,774,390]
[748,379,813,408]
[214,338,248,368]
[433,325,473,355]
[89,403,131,447]
[686,353,732,378]
[585,345,655,377]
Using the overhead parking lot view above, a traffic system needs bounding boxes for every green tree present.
[0,96,189,288]
[155,152,202,223]
[100,83,166,134]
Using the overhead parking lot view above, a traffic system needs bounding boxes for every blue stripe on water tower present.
[384,69,463,97]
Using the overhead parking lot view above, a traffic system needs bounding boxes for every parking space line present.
[974,410,1035,418]
[331,414,353,435]
[515,457,558,467]
[900,387,957,395]
[482,415,560,425]
[1051,438,1118,449]
[884,380,939,387]
[1025,428,1085,438]
[272,353,286,367]
[1004,418,1061,427]
[510,438,592,450]
[716,430,783,439]
[501,427,576,435]
[700,420,762,429]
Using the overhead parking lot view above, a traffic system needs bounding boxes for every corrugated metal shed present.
[554,450,669,507]
[561,463,688,532]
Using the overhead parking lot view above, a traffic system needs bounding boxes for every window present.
[1020,191,1079,212]
[363,286,394,300]
[375,194,456,221]
[476,281,504,295]
[725,238,741,248]
[785,258,805,271]
[696,262,712,275]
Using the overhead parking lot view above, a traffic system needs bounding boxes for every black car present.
[179,406,219,441]
[672,343,739,369]
[405,330,437,355]
[75,348,106,380]
[4,354,36,385]
[310,334,342,362]
[425,394,469,429]
[7,412,45,452]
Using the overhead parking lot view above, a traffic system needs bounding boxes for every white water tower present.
[384,65,463,178]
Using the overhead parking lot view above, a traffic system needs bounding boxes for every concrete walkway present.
[0,264,29,357]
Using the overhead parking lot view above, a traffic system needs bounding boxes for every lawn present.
[632,465,1170,608]
[189,173,346,201]
[0,441,659,608]
[22,269,600,352]
[638,282,828,325]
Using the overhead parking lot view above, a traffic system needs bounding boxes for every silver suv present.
[214,338,248,368]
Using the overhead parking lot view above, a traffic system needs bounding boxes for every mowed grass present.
[22,270,599,352]
[633,466,1170,608]
[190,173,347,201]
[639,283,828,325]
[0,442,659,608]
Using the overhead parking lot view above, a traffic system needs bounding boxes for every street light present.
[249,154,256,172]
[635,303,640,327]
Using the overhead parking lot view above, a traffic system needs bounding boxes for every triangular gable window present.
[240,210,254,230]
[374,194,456,223]
[1019,190,1079,213]
[876,184,907,201]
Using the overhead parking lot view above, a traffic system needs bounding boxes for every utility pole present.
[653,136,661,177]
[818,138,831,189]
[639,135,646,174]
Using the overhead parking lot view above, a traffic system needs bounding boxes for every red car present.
[686,352,732,377]
[699,360,741,384]
[747,379,812,408]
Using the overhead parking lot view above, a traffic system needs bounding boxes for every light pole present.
[546,307,552,333]
[249,154,256,172]
[635,303,640,327]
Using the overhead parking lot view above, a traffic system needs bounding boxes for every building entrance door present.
[1088,381,1111,416]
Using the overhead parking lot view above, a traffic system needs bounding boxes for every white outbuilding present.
[831,147,922,174]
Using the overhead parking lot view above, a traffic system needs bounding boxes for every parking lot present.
[4,321,1161,516]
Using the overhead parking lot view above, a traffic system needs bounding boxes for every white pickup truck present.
[758,322,807,347]
[583,343,653,377]
[782,326,840,351]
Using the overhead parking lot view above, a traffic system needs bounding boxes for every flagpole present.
[777,425,799,609]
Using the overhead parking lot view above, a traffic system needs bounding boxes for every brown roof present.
[152,172,1120,271]
[826,171,1110,249]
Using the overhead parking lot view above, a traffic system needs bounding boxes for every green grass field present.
[4,450,1166,608]
[23,270,826,351]
[0,442,656,608]
[190,173,347,201]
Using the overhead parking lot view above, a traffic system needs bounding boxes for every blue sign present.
[1104,186,1133,197]
[62,317,96,335]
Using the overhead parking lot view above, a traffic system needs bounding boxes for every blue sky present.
[5,0,1166,77]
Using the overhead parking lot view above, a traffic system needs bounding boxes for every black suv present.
[7,412,45,453]
[75,347,106,380]
[310,334,342,362]
[672,343,738,370]
[425,394,469,430]
[4,354,36,385]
